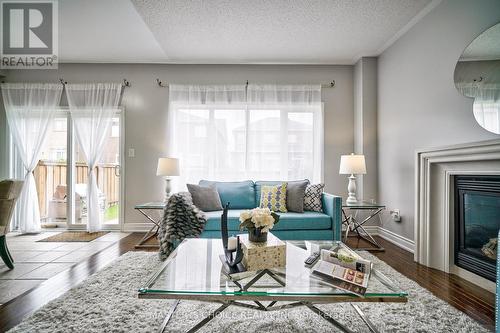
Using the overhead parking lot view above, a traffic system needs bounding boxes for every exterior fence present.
[34,160,119,218]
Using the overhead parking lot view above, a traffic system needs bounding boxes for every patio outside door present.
[12,109,124,231]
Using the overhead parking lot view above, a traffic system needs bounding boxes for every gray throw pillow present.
[304,183,325,212]
[186,184,223,212]
[286,180,310,213]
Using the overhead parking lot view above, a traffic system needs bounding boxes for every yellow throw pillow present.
[260,183,288,213]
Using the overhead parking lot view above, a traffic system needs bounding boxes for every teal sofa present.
[197,180,342,241]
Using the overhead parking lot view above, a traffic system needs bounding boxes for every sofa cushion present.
[204,209,331,231]
[304,183,325,212]
[255,180,310,212]
[260,183,288,212]
[186,184,223,212]
[199,180,256,209]
[285,180,309,213]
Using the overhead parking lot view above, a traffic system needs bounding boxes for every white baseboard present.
[376,227,415,253]
[360,225,379,234]
[123,222,156,232]
[343,225,414,253]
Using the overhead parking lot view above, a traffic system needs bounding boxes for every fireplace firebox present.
[454,175,500,282]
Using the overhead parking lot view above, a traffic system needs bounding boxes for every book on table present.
[310,243,373,296]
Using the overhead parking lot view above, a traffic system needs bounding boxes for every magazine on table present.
[310,243,372,296]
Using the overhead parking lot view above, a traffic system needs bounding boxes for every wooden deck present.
[34,160,119,218]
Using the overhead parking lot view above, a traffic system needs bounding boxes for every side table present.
[342,200,385,251]
[134,202,166,248]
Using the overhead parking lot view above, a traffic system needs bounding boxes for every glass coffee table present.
[138,238,407,333]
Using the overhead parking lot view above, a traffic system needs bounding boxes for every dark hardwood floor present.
[346,236,495,331]
[0,234,495,332]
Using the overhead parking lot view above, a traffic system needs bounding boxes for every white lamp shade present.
[156,157,180,176]
[339,154,366,175]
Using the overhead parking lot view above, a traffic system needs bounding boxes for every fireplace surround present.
[415,139,500,291]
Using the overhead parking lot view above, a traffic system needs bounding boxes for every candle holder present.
[220,202,244,272]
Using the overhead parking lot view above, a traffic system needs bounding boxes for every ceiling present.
[59,0,437,64]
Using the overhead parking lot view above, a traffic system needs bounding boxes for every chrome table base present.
[159,299,379,333]
[342,207,385,251]
[134,207,162,248]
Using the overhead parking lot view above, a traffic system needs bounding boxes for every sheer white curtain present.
[168,85,247,189]
[66,83,122,232]
[168,84,323,188]
[246,84,322,104]
[168,84,247,105]
[1,83,63,233]
[246,84,323,182]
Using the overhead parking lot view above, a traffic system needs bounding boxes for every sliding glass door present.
[9,109,124,231]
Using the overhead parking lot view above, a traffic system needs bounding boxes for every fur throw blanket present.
[157,192,207,260]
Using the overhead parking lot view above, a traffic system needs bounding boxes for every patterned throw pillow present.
[304,183,324,212]
[260,183,288,213]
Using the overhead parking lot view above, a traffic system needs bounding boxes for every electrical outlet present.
[390,209,401,222]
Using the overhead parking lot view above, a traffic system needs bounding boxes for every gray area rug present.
[8,251,489,332]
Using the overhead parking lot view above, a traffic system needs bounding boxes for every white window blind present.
[168,84,323,189]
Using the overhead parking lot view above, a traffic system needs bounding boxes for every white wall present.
[377,0,500,240]
[0,64,353,230]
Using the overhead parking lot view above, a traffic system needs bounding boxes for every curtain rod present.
[156,78,335,88]
[58,78,131,87]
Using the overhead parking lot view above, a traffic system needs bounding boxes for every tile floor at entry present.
[0,231,130,305]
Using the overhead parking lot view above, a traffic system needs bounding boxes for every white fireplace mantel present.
[414,139,500,280]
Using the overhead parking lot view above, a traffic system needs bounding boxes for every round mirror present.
[454,22,500,134]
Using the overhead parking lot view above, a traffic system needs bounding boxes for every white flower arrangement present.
[239,207,280,233]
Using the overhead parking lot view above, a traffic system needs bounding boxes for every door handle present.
[114,165,121,177]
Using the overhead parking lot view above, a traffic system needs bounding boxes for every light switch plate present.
[128,148,135,157]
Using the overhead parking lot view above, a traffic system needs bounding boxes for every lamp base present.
[164,177,172,203]
[346,196,358,205]
[345,175,358,204]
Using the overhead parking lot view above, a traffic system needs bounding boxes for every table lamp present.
[339,153,366,204]
[156,157,180,202]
